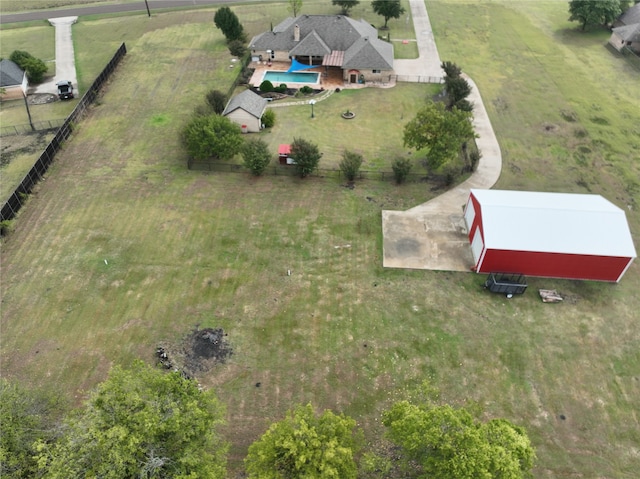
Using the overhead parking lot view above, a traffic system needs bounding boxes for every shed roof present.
[222,89,268,119]
[612,23,640,42]
[0,59,25,87]
[471,189,637,258]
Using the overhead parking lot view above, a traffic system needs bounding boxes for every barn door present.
[471,227,484,267]
[464,199,475,232]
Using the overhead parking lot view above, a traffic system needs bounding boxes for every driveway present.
[382,1,502,272]
[32,17,78,97]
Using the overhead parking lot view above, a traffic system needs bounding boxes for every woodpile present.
[539,289,563,303]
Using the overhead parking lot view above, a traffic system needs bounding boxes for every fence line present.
[187,160,433,183]
[392,74,444,84]
[1,43,127,225]
[1,119,67,137]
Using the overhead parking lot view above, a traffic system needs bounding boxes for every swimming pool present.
[262,70,320,84]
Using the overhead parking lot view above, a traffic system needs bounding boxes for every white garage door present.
[471,226,484,266]
[464,199,475,232]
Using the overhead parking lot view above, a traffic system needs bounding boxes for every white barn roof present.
[471,189,637,258]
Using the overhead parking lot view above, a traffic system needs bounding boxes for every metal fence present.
[187,159,431,183]
[392,74,444,84]
[1,119,66,137]
[1,43,127,225]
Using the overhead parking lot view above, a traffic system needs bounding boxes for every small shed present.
[278,144,295,165]
[222,89,268,133]
[0,59,28,100]
[464,189,636,282]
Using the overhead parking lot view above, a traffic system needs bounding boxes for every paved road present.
[0,0,253,24]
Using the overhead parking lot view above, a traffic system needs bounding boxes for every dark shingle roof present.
[249,15,393,70]
[0,59,25,87]
[618,3,640,26]
[222,89,267,119]
[612,23,640,42]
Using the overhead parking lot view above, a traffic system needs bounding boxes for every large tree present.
[182,113,244,161]
[290,137,322,178]
[403,100,476,171]
[245,403,362,479]
[0,379,66,478]
[568,0,621,30]
[383,400,536,479]
[213,6,246,42]
[332,0,360,16]
[372,0,406,29]
[35,361,227,479]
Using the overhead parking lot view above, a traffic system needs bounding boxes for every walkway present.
[381,1,502,272]
[32,17,79,97]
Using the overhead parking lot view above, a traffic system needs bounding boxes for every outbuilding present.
[222,89,268,133]
[464,189,636,282]
[0,59,28,100]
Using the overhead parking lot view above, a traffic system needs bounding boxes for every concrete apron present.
[32,17,79,96]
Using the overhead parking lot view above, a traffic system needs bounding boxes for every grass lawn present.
[1,1,640,478]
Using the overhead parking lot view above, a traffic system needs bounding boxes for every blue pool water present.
[262,70,320,84]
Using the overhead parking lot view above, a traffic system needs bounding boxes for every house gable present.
[0,59,25,87]
[289,30,331,57]
[222,89,267,119]
[343,37,394,70]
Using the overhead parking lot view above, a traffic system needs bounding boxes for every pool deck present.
[249,61,393,90]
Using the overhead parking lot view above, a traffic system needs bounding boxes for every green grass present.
[1,2,640,478]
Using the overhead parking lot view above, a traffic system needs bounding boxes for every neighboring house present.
[609,3,640,52]
[0,59,28,100]
[222,89,268,133]
[249,14,394,84]
[464,189,636,282]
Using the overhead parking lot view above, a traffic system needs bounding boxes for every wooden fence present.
[1,43,128,225]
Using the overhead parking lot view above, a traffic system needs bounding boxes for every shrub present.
[261,109,275,128]
[339,150,364,182]
[290,137,322,178]
[259,80,274,93]
[206,90,228,114]
[392,157,413,184]
[274,83,288,93]
[299,85,314,95]
[9,50,47,83]
[242,138,272,176]
[227,40,246,57]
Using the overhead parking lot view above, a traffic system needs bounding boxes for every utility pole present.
[144,0,151,17]
[22,92,35,131]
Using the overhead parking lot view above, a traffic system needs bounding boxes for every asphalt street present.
[0,0,254,24]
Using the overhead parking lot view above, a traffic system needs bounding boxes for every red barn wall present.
[477,249,632,282]
[466,194,484,243]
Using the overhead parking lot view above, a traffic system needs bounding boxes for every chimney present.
[294,24,300,42]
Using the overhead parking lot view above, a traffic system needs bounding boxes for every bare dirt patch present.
[156,327,233,378]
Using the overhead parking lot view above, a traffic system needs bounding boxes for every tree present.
[182,113,244,161]
[288,0,303,17]
[245,403,362,479]
[35,361,227,478]
[213,6,246,42]
[332,0,360,16]
[568,0,621,30]
[403,100,476,171]
[372,0,406,29]
[206,89,228,114]
[392,157,413,184]
[444,76,473,111]
[0,379,66,478]
[228,39,247,57]
[242,138,272,176]
[339,149,363,182]
[441,60,462,79]
[290,137,322,178]
[383,400,535,479]
[262,108,276,128]
[9,50,48,83]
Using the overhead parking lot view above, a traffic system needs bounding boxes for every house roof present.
[222,89,268,119]
[250,15,393,70]
[0,59,25,87]
[618,3,640,26]
[612,23,640,42]
[471,189,637,258]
